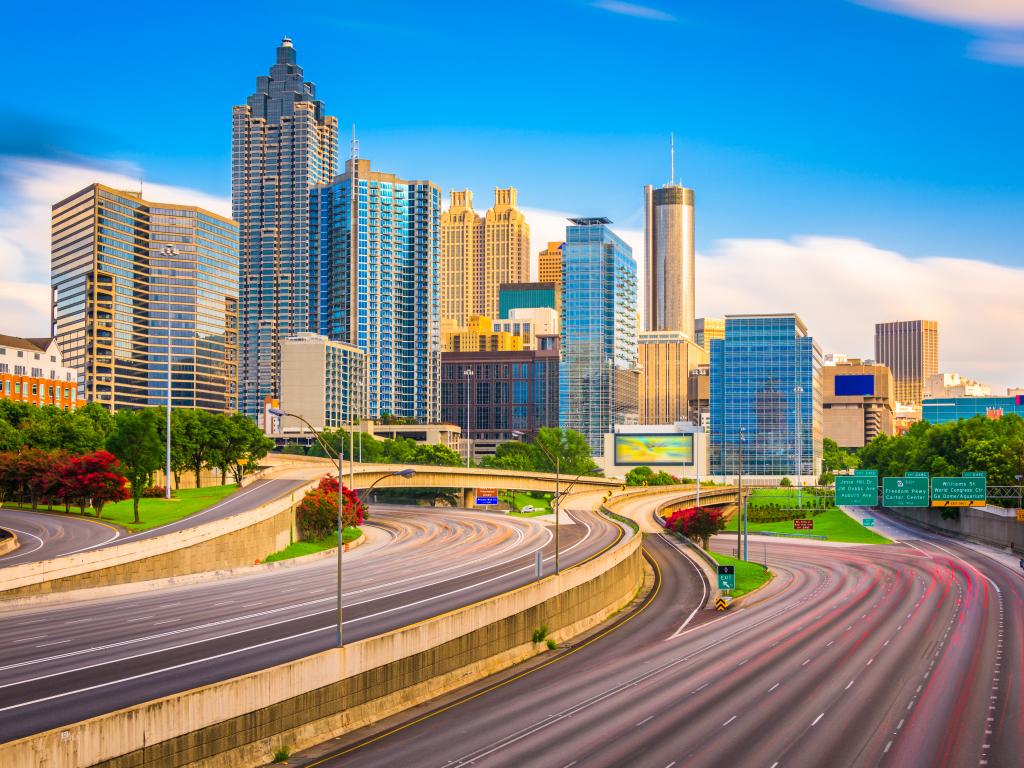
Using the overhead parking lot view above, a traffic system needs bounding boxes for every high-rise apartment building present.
[644,182,695,338]
[560,217,638,455]
[51,184,239,412]
[0,335,84,410]
[233,37,338,423]
[310,157,441,422]
[709,314,822,478]
[822,360,895,448]
[695,317,725,349]
[440,187,529,326]
[637,330,708,425]
[874,320,938,406]
[538,241,563,299]
[278,333,366,434]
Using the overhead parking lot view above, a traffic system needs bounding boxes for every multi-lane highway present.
[0,503,624,742]
[298,516,1022,767]
[0,478,309,566]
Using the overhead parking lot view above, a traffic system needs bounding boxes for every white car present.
[520,505,537,513]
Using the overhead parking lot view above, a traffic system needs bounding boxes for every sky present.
[1,0,1022,385]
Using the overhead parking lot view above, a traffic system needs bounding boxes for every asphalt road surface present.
[0,504,624,742]
[299,522,1022,768]
[0,478,307,566]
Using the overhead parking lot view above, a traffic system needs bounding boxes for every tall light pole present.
[694,427,701,510]
[269,407,415,647]
[737,426,745,559]
[162,244,178,500]
[534,432,568,575]
[794,384,804,509]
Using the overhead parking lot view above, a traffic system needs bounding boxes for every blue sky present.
[2,0,1023,382]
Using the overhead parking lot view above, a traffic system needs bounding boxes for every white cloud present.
[592,1,676,22]
[526,207,1024,386]
[0,155,230,338]
[969,37,1024,65]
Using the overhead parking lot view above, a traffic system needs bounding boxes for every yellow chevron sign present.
[715,597,731,611]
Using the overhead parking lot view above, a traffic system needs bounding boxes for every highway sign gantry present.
[717,564,736,591]
[931,475,987,507]
[836,474,878,506]
[882,476,929,507]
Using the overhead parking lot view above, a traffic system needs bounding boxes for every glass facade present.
[922,396,1024,424]
[498,282,558,319]
[50,185,239,412]
[310,158,441,422]
[559,218,638,456]
[233,37,338,423]
[709,315,822,477]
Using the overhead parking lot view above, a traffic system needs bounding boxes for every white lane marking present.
[12,635,47,644]
[691,683,709,694]
[636,715,654,726]
[845,680,854,690]
[722,715,737,726]
[769,683,780,692]
[0,526,45,560]
[663,535,710,639]
[35,640,70,648]
[885,740,893,753]
[811,713,824,726]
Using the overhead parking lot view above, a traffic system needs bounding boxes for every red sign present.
[793,519,814,530]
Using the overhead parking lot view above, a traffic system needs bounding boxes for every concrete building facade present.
[924,372,991,399]
[637,330,707,426]
[538,241,563,297]
[695,317,725,350]
[0,335,85,410]
[442,316,524,353]
[278,333,366,435]
[822,360,895,448]
[874,320,939,406]
[51,184,239,413]
[493,307,559,349]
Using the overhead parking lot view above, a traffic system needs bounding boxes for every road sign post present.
[717,564,735,591]
[793,519,813,530]
[882,476,929,507]
[475,488,498,506]
[862,518,875,527]
[836,474,878,506]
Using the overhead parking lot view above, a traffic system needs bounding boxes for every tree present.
[665,506,727,549]
[823,438,859,473]
[0,420,23,452]
[482,441,537,472]
[281,443,307,456]
[59,451,128,517]
[532,428,602,476]
[107,409,164,524]
[779,476,792,487]
[295,476,366,540]
[174,409,214,488]
[625,466,654,486]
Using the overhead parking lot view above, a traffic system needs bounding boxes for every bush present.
[532,625,549,643]
[779,477,792,487]
[272,745,291,762]
[546,638,558,650]
[141,485,166,498]
[294,476,367,541]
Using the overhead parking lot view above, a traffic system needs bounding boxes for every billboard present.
[613,433,694,466]
[834,374,875,397]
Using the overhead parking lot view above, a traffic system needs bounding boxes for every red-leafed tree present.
[295,476,367,541]
[666,506,727,550]
[59,451,129,517]
[28,452,71,511]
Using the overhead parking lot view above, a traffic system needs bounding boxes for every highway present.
[300,518,1022,767]
[0,502,624,742]
[0,478,307,566]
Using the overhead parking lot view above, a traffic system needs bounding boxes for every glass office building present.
[51,184,239,412]
[559,217,638,456]
[922,396,1024,425]
[709,314,822,477]
[498,282,558,319]
[310,158,441,422]
[232,37,338,423]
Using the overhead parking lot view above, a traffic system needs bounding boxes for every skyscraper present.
[310,158,441,422]
[644,181,695,338]
[874,320,939,406]
[709,314,822,478]
[233,37,338,423]
[440,187,529,327]
[560,217,638,455]
[51,184,239,412]
[637,330,708,425]
[538,241,563,287]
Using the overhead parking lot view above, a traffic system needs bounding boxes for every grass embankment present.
[264,527,362,563]
[723,490,890,544]
[4,484,240,533]
[503,490,553,516]
[709,551,771,598]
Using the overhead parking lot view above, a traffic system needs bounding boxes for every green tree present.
[107,409,164,524]
[0,420,23,452]
[281,443,307,456]
[174,408,213,488]
[625,466,655,486]
[822,438,859,472]
[482,441,537,472]
[532,428,602,476]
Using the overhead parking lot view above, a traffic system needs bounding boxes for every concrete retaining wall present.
[1,534,643,768]
[884,504,1022,553]
[0,482,314,600]
[0,527,17,557]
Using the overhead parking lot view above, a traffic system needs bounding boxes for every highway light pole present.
[794,384,804,510]
[737,426,745,559]
[162,244,178,500]
[534,433,568,575]
[269,408,414,647]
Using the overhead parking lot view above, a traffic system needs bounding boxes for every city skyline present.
[2,4,1023,385]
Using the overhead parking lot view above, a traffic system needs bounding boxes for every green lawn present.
[503,490,553,515]
[709,551,772,598]
[724,505,891,544]
[264,527,362,562]
[4,484,241,533]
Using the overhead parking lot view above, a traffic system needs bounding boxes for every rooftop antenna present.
[669,132,675,186]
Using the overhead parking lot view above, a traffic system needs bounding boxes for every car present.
[520,505,536,513]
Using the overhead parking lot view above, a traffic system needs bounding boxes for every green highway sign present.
[931,476,987,507]
[905,471,929,478]
[963,471,987,478]
[882,476,929,507]
[836,474,878,506]
[862,518,875,527]
[855,468,879,477]
[717,564,736,591]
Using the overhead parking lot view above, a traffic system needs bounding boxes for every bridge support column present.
[463,488,476,509]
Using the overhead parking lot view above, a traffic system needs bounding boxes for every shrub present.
[665,506,728,549]
[532,625,549,643]
[546,638,558,650]
[272,745,291,762]
[294,476,367,541]
[142,485,167,498]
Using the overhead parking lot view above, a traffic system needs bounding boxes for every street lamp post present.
[534,433,569,575]
[737,426,745,559]
[268,407,414,647]
[162,244,178,500]
[794,385,804,510]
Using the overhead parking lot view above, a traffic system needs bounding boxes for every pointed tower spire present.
[669,132,675,186]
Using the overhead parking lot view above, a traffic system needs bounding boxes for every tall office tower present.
[644,180,695,338]
[310,158,441,422]
[538,241,563,287]
[709,314,822,478]
[874,320,939,406]
[637,330,708,425]
[51,184,239,412]
[440,187,529,326]
[560,217,638,456]
[233,37,338,424]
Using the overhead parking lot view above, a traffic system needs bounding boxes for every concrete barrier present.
[0,481,316,600]
[883,504,1022,553]
[0,527,18,557]
[1,531,643,768]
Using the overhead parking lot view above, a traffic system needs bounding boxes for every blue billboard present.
[835,374,875,397]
